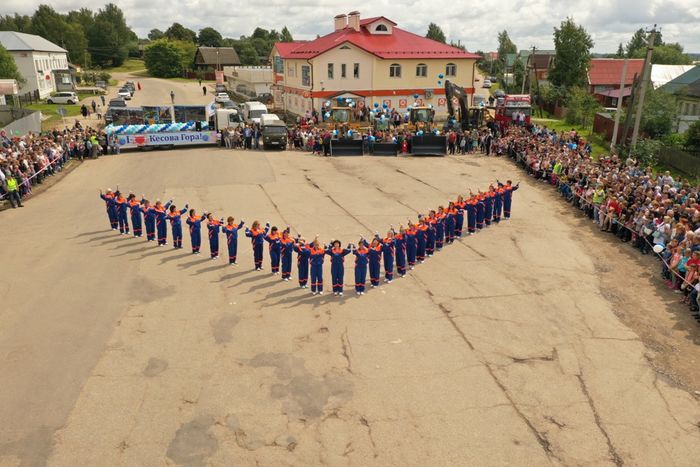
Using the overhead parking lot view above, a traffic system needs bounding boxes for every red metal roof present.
[588,59,645,86]
[274,20,479,60]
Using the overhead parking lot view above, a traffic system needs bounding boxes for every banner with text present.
[117,131,217,149]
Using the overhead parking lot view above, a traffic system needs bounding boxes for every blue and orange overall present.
[394,233,407,276]
[308,246,326,293]
[466,199,477,234]
[503,184,519,219]
[353,247,369,293]
[167,208,188,248]
[416,223,428,262]
[222,221,244,263]
[484,192,494,226]
[445,208,457,244]
[100,193,117,229]
[154,201,171,245]
[293,243,310,286]
[327,247,350,293]
[280,237,294,279]
[435,213,446,250]
[381,237,395,281]
[142,202,156,241]
[207,219,223,258]
[493,188,504,223]
[186,215,203,253]
[368,244,382,287]
[426,219,436,256]
[265,232,282,273]
[454,201,465,237]
[405,227,417,267]
[245,225,270,269]
[128,199,143,237]
[113,196,129,234]
[476,196,485,230]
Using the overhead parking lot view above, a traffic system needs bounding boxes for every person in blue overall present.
[141,198,156,242]
[502,180,520,219]
[416,219,428,263]
[326,240,351,296]
[245,221,270,270]
[476,194,486,230]
[466,197,477,235]
[493,185,505,223]
[113,191,129,235]
[454,196,465,237]
[206,213,223,259]
[99,189,117,230]
[293,237,311,288]
[434,209,446,251]
[352,240,369,295]
[380,232,396,283]
[154,200,172,246]
[368,238,383,287]
[425,214,436,257]
[405,223,417,269]
[394,227,407,277]
[127,194,143,237]
[308,238,326,295]
[167,203,188,249]
[265,226,282,274]
[186,210,204,254]
[484,189,494,226]
[280,229,295,281]
[222,217,245,264]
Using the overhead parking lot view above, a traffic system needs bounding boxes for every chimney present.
[348,11,360,32]
[334,14,347,31]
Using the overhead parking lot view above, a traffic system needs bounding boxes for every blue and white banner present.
[117,131,218,149]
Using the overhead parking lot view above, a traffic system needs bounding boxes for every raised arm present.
[237,220,245,229]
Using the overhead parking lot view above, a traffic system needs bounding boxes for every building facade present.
[270,12,479,117]
[0,31,70,99]
[222,66,273,99]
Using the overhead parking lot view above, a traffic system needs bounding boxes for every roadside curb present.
[0,159,82,212]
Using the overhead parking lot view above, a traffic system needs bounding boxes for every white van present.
[243,101,268,124]
[47,92,78,105]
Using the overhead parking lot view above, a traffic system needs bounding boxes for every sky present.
[4,0,700,53]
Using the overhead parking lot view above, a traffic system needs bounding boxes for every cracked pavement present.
[1,144,699,466]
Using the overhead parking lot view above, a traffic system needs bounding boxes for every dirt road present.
[1,144,698,465]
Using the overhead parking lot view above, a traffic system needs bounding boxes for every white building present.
[0,31,70,99]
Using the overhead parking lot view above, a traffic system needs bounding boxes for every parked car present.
[215,92,231,103]
[255,93,274,105]
[215,84,227,94]
[117,88,132,100]
[124,81,135,92]
[222,100,238,109]
[482,80,492,88]
[108,98,127,108]
[46,92,78,105]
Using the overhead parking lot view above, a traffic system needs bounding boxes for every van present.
[214,108,243,131]
[261,120,287,149]
[259,113,280,127]
[243,101,268,124]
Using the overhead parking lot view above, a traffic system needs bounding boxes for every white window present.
[446,63,456,76]
[416,63,427,77]
[341,64,347,78]
[328,63,334,79]
[353,63,359,79]
[389,63,401,78]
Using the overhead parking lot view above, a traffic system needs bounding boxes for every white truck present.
[243,101,268,124]
[214,108,243,131]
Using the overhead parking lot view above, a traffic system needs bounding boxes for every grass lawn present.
[26,103,83,130]
[105,59,146,73]
[531,116,610,158]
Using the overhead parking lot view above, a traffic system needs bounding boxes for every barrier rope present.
[0,152,70,201]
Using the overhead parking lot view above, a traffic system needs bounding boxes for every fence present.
[593,112,634,145]
[0,106,41,135]
[657,147,700,178]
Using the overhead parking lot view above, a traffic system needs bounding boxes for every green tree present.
[280,26,293,43]
[685,120,700,149]
[198,27,222,47]
[88,3,133,66]
[0,44,24,83]
[616,43,624,57]
[512,57,525,91]
[632,42,692,65]
[165,22,196,42]
[497,30,517,58]
[233,40,259,65]
[173,40,196,71]
[0,14,33,32]
[425,23,446,43]
[144,39,183,77]
[549,17,594,88]
[641,86,678,138]
[148,29,164,41]
[66,8,94,34]
[29,5,88,64]
[626,28,647,57]
[565,86,601,128]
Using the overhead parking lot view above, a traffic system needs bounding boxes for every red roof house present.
[588,59,645,93]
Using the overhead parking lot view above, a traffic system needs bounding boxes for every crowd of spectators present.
[1,122,106,208]
[503,125,700,316]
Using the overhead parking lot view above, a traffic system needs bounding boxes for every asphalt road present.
[1,143,699,466]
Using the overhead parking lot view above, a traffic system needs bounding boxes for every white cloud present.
[4,0,700,52]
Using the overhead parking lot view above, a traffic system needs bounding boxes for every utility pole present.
[529,46,536,98]
[610,58,629,150]
[630,25,656,148]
